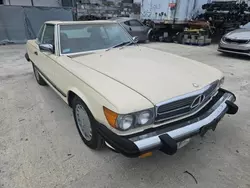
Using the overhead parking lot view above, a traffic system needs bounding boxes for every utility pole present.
[31,0,34,6]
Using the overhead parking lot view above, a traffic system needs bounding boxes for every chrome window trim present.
[55,24,60,56]
[58,24,62,56]
[66,49,108,57]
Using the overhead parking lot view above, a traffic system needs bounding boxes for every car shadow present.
[217,52,250,61]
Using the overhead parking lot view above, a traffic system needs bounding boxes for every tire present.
[72,96,103,150]
[32,64,47,86]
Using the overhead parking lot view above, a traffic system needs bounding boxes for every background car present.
[111,17,151,42]
[218,22,250,56]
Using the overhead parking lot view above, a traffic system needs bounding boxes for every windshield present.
[60,23,132,54]
[242,22,250,29]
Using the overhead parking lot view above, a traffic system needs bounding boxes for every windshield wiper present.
[106,41,133,51]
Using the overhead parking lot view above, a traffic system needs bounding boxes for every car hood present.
[71,46,222,104]
[226,29,250,40]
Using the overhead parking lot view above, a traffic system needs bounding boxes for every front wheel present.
[32,64,47,86]
[72,96,103,149]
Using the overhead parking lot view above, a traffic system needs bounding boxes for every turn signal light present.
[139,152,153,158]
[103,107,118,128]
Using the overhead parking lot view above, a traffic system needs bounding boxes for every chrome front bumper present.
[130,91,237,154]
[99,89,238,157]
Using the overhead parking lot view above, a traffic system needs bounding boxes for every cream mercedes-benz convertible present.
[25,21,238,157]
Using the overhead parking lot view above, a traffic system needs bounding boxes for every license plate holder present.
[177,138,191,149]
[199,119,220,137]
[199,104,226,137]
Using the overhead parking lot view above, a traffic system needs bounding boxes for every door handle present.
[34,51,38,55]
[129,27,132,31]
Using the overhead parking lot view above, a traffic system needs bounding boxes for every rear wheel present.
[32,64,47,86]
[72,96,103,149]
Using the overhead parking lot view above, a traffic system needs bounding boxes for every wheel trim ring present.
[75,104,92,141]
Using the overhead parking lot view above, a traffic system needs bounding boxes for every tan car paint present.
[26,21,223,136]
[27,41,154,135]
[72,45,223,104]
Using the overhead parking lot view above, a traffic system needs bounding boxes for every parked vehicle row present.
[112,17,250,57]
[25,20,238,158]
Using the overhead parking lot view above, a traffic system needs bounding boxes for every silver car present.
[218,22,250,56]
[111,17,151,42]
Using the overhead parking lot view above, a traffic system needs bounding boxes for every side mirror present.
[39,44,54,53]
[132,36,139,43]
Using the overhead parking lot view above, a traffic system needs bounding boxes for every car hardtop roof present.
[45,20,117,25]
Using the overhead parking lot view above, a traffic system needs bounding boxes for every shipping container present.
[140,0,211,23]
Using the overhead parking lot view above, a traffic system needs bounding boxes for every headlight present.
[117,114,135,130]
[222,31,232,42]
[103,107,155,131]
[221,36,226,42]
[138,110,153,125]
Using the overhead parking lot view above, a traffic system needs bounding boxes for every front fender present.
[67,87,117,126]
[67,87,92,110]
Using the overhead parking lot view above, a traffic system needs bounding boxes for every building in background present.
[72,0,140,20]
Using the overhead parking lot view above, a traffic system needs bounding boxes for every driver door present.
[35,24,57,85]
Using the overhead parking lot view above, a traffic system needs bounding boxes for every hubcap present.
[34,67,40,80]
[75,104,92,141]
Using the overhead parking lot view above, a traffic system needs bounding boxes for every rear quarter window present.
[124,21,130,26]
[129,20,143,26]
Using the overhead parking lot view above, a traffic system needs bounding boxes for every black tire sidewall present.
[32,64,47,86]
[72,97,103,149]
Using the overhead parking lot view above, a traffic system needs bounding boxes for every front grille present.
[155,81,219,123]
[224,38,249,44]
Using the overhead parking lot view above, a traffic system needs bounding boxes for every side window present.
[42,24,55,46]
[37,24,45,43]
[124,21,130,26]
[61,28,91,38]
[129,20,143,26]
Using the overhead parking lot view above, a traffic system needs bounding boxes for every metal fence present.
[0,5,73,44]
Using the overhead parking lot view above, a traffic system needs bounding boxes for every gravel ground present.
[0,43,249,188]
